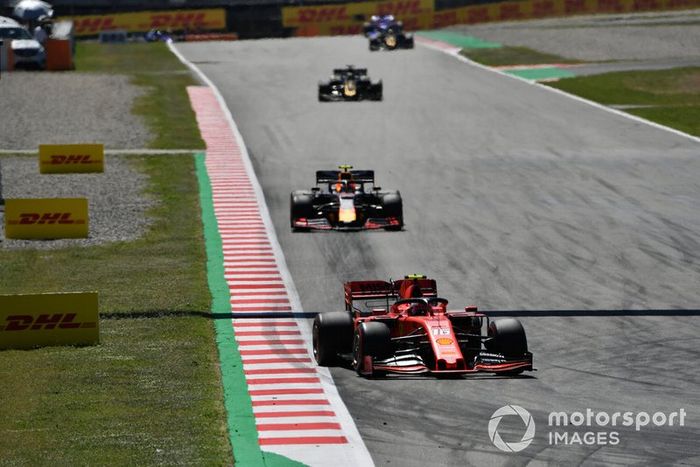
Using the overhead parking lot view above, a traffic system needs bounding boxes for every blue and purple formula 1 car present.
[363,15,414,51]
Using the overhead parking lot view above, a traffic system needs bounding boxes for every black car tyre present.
[313,311,354,366]
[290,191,314,230]
[352,321,391,375]
[486,318,528,357]
[318,85,329,102]
[381,191,403,230]
[370,81,383,101]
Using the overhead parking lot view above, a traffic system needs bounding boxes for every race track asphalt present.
[176,36,700,466]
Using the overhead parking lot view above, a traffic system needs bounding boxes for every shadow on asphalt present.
[99,308,700,320]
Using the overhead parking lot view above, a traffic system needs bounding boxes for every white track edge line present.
[169,41,375,467]
[417,38,700,145]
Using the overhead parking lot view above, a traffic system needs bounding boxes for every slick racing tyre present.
[381,191,403,230]
[313,311,353,366]
[486,318,528,374]
[352,321,391,376]
[290,191,314,230]
[371,81,383,101]
[318,84,331,102]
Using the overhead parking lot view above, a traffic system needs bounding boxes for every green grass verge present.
[0,155,232,465]
[548,67,700,137]
[461,46,582,67]
[74,42,205,150]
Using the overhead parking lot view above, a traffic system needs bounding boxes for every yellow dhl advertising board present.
[4,198,89,239]
[39,144,104,174]
[448,0,700,25]
[289,0,700,34]
[283,0,433,27]
[68,8,226,37]
[0,293,99,350]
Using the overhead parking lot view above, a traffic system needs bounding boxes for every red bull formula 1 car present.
[290,165,403,231]
[312,275,533,377]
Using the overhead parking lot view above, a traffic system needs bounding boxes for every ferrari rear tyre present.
[313,311,354,366]
[352,321,391,375]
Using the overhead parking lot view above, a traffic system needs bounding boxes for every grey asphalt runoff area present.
[176,34,700,466]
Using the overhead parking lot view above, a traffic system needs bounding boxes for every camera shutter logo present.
[488,405,536,452]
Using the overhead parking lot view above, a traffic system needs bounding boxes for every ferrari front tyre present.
[485,318,528,357]
[313,311,354,366]
[352,321,391,375]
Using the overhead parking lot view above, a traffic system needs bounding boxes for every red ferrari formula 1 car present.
[312,275,533,377]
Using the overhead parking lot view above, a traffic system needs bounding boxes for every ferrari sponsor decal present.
[436,337,453,345]
[0,293,99,349]
[39,144,104,174]
[4,198,89,239]
[68,8,226,36]
[432,327,450,336]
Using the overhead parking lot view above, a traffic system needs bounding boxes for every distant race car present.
[318,66,382,102]
[312,275,534,377]
[290,165,402,231]
[363,15,414,51]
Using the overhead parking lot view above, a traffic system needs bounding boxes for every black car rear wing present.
[316,170,374,184]
[333,67,367,76]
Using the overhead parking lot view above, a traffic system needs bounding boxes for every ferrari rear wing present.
[344,277,437,303]
[316,170,375,184]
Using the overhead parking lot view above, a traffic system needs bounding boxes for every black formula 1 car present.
[363,15,414,51]
[313,275,534,377]
[290,165,402,231]
[318,66,382,102]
